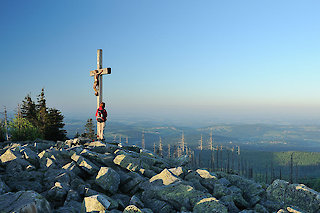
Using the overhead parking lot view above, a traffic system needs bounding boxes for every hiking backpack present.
[96,109,104,122]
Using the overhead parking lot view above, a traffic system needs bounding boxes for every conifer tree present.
[74,132,80,138]
[36,88,48,136]
[18,88,67,141]
[84,118,95,141]
[45,108,67,141]
[21,94,38,127]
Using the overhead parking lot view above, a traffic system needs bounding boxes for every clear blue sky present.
[1,0,320,124]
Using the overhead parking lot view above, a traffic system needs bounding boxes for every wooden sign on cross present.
[89,49,111,138]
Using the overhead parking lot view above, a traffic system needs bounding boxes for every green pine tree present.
[74,131,80,138]
[45,108,67,141]
[84,118,95,141]
[21,94,38,128]
[18,88,67,141]
[36,88,48,137]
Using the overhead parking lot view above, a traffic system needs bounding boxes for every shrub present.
[9,116,42,141]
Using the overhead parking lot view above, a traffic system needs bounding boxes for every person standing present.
[96,102,108,140]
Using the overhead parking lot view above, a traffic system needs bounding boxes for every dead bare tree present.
[141,131,145,149]
[216,145,219,171]
[271,160,274,182]
[159,136,163,157]
[295,163,299,183]
[237,145,241,174]
[210,149,215,172]
[4,107,9,141]
[180,132,185,155]
[231,146,235,172]
[198,134,203,168]
[227,148,230,173]
[290,152,294,183]
[220,145,223,172]
[265,164,268,184]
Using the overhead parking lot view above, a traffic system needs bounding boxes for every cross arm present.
[89,68,111,76]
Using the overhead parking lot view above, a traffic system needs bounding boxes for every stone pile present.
[0,138,319,213]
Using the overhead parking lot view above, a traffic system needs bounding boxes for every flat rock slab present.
[95,167,120,194]
[113,154,141,172]
[150,168,180,185]
[267,179,320,213]
[81,194,111,213]
[71,153,99,175]
[0,190,51,213]
[0,149,20,163]
[123,205,142,213]
[193,197,228,213]
[147,182,212,210]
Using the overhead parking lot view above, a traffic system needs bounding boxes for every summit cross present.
[89,49,111,135]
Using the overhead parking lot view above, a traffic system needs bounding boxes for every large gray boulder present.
[95,167,120,194]
[185,169,218,192]
[43,169,67,190]
[168,166,186,178]
[130,195,144,209]
[142,198,174,213]
[0,149,21,164]
[4,170,44,192]
[47,182,69,202]
[80,194,112,213]
[226,174,264,206]
[39,157,59,169]
[123,205,142,213]
[54,201,82,213]
[86,141,117,153]
[0,190,51,213]
[219,195,240,213]
[150,168,180,185]
[80,149,115,167]
[0,178,10,194]
[142,182,212,211]
[113,154,141,172]
[71,153,99,175]
[121,145,141,153]
[62,161,82,176]
[193,197,228,213]
[111,193,131,209]
[267,179,320,213]
[20,147,40,166]
[120,171,147,194]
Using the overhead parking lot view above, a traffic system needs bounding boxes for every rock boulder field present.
[0,138,319,213]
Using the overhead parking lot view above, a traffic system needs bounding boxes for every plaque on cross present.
[89,49,111,138]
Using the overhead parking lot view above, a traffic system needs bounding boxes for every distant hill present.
[64,119,320,152]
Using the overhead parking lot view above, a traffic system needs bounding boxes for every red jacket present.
[96,107,108,122]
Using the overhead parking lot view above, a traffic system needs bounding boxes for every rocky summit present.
[0,138,319,213]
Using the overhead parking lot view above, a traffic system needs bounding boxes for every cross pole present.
[89,49,111,138]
